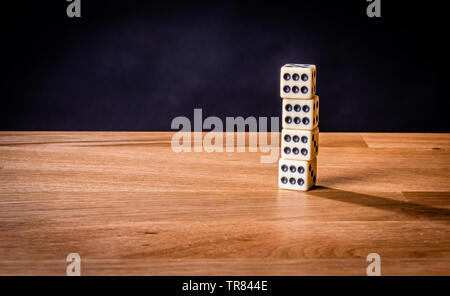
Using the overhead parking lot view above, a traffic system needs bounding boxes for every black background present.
[1,276,446,294]
[1,0,449,132]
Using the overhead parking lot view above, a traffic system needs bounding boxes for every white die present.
[281,127,319,161]
[282,96,319,130]
[278,158,317,191]
[280,64,317,99]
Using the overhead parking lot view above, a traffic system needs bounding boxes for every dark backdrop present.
[1,0,449,132]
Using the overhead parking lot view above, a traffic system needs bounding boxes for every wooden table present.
[0,132,449,275]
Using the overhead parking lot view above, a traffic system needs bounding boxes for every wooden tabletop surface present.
[0,132,449,275]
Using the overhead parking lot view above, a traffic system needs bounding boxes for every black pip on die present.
[278,63,319,191]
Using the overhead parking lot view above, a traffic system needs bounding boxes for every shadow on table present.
[308,186,450,223]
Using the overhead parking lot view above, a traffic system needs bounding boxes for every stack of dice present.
[278,64,319,191]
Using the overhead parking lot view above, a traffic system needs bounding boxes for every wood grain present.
[0,132,449,275]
